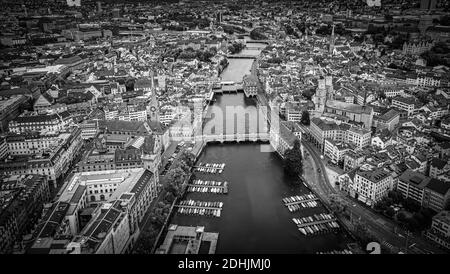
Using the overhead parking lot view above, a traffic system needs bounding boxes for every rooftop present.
[357,168,391,183]
[398,170,430,189]
[325,100,373,115]
[426,178,450,196]
[378,109,400,122]
[32,201,70,240]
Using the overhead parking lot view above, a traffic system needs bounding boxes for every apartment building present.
[0,128,83,187]
[310,118,349,151]
[0,175,50,254]
[339,168,393,207]
[9,111,73,134]
[402,41,434,55]
[343,150,366,172]
[392,96,420,117]
[323,139,352,165]
[424,210,450,251]
[0,95,28,133]
[429,158,449,179]
[346,127,371,149]
[397,170,450,212]
[310,118,371,152]
[353,169,394,207]
[373,109,400,132]
[79,121,99,140]
[67,201,131,254]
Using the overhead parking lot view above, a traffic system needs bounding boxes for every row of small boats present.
[292,213,334,225]
[287,201,319,212]
[187,186,227,194]
[179,200,224,208]
[192,179,227,187]
[297,221,340,236]
[282,193,317,204]
[195,167,224,174]
[195,163,226,174]
[313,213,334,221]
[197,163,226,169]
[178,207,221,217]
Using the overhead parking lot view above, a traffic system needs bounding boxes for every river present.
[168,41,351,253]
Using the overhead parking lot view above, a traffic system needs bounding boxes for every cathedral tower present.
[329,23,335,54]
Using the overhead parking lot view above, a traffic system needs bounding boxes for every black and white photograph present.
[0,0,449,266]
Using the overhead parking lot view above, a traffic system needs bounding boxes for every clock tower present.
[149,70,160,123]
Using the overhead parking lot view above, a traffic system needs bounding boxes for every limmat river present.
[169,42,351,253]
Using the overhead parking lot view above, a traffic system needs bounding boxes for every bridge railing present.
[197,133,269,142]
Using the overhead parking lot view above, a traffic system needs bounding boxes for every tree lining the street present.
[373,190,436,232]
[301,110,310,125]
[283,139,303,178]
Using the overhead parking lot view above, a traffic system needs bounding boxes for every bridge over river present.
[194,132,269,143]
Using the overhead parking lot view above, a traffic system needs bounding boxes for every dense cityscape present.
[0,0,449,256]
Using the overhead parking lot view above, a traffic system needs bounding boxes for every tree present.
[162,166,186,197]
[228,42,245,54]
[164,181,182,197]
[440,15,450,26]
[301,110,310,125]
[178,151,195,170]
[354,220,377,246]
[125,78,135,91]
[250,28,268,40]
[385,207,396,218]
[387,190,403,204]
[302,88,315,100]
[283,139,303,178]
[134,227,158,254]
[149,211,166,227]
[397,211,408,223]
[329,194,346,214]
[164,192,176,203]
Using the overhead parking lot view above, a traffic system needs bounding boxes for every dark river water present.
[169,42,350,253]
[172,142,351,253]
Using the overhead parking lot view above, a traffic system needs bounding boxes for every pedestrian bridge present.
[194,133,270,143]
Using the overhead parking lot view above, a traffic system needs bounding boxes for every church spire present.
[329,23,335,54]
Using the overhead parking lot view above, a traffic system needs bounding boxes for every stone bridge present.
[226,55,257,59]
[194,133,269,143]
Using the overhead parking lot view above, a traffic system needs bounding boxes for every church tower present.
[312,78,327,114]
[329,23,335,54]
[149,70,160,123]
